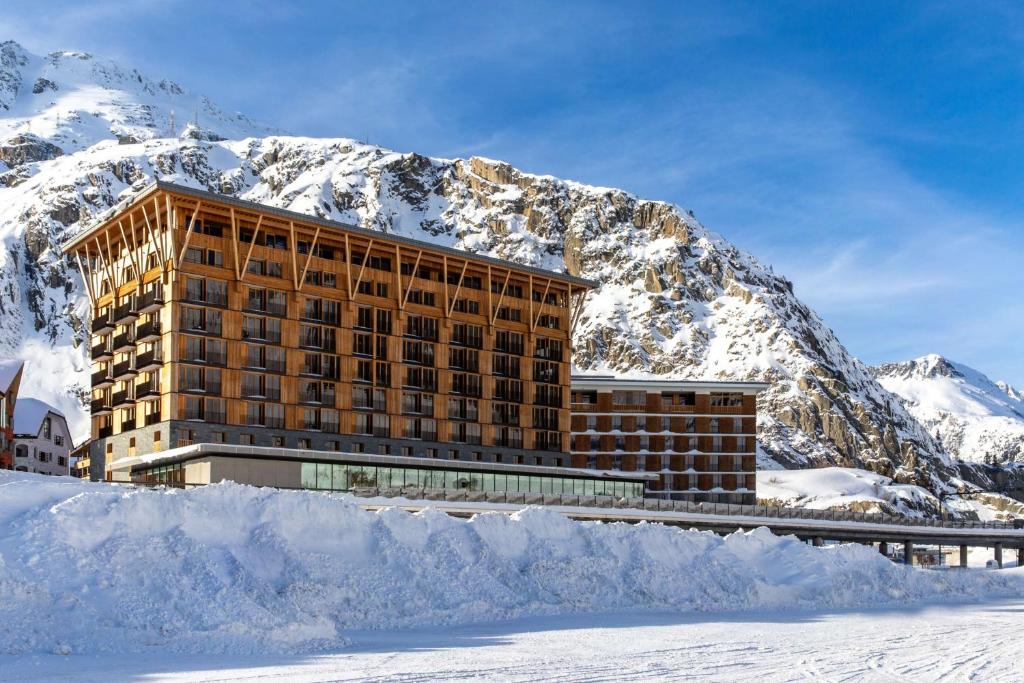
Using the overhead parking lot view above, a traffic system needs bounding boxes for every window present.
[42,417,52,439]
[242,316,282,343]
[494,330,523,355]
[240,434,254,445]
[612,390,646,406]
[709,392,744,407]
[54,435,64,447]
[451,323,483,348]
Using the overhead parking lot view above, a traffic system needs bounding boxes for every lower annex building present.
[63,182,766,501]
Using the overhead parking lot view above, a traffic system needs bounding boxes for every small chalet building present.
[0,360,24,470]
[12,398,74,476]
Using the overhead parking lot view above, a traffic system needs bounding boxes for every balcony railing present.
[181,382,221,396]
[112,390,135,408]
[137,287,165,313]
[98,426,113,439]
[92,311,114,334]
[90,398,111,415]
[145,412,162,426]
[91,341,113,361]
[243,358,286,373]
[184,410,227,424]
[245,301,288,317]
[121,418,136,431]
[112,331,135,353]
[136,320,161,343]
[241,388,282,402]
[112,359,138,380]
[183,289,228,307]
[92,370,114,388]
[136,350,163,372]
[113,300,138,325]
[136,379,160,400]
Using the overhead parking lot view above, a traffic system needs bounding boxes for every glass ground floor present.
[299,461,646,498]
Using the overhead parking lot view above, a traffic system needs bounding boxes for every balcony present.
[242,388,282,402]
[112,331,135,354]
[112,390,135,409]
[299,392,336,407]
[111,359,138,381]
[136,349,163,372]
[182,383,222,396]
[113,300,138,325]
[243,358,286,374]
[92,311,114,335]
[90,398,112,416]
[183,289,227,307]
[137,287,165,314]
[98,425,113,439]
[121,418,136,431]
[245,301,288,317]
[144,411,162,426]
[92,370,114,389]
[91,341,113,361]
[136,320,161,343]
[136,379,160,401]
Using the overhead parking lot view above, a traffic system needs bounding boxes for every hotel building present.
[570,376,767,504]
[62,182,606,488]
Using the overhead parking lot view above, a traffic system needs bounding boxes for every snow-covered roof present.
[571,374,769,393]
[13,397,66,437]
[0,360,23,395]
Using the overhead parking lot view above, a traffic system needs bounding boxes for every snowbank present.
[757,467,941,516]
[1,471,1022,656]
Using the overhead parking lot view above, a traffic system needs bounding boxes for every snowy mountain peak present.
[872,356,1024,463]
[0,39,276,162]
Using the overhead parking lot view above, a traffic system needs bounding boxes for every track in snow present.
[4,598,1022,681]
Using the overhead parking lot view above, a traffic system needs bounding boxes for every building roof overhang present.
[107,442,662,482]
[571,374,770,394]
[61,181,598,289]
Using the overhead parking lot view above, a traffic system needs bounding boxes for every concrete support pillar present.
[812,536,824,547]
[960,545,968,569]
[994,543,1003,569]
[903,540,913,565]
[878,541,889,556]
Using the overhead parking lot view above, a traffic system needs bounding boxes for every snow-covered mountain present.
[872,355,1024,465]
[0,39,1016,504]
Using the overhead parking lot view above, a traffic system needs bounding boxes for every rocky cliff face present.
[0,39,1015,508]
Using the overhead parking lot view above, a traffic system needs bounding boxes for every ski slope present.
[4,600,1023,681]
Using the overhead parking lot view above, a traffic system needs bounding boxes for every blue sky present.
[4,1,1023,384]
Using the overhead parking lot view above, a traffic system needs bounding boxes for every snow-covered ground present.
[2,470,1024,663]
[5,600,1024,681]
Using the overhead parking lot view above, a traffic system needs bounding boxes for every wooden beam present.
[297,226,322,292]
[570,288,589,337]
[120,219,141,286]
[446,260,469,317]
[239,214,264,282]
[149,197,167,271]
[164,195,174,268]
[141,204,163,271]
[401,249,423,309]
[442,255,449,318]
[351,238,375,298]
[394,244,403,310]
[289,221,299,289]
[229,207,240,279]
[490,269,511,325]
[103,230,120,290]
[532,278,552,332]
[95,237,115,295]
[176,201,204,267]
[344,234,354,298]
[74,251,95,307]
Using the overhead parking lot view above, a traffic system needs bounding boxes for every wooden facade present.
[569,377,767,504]
[64,182,595,476]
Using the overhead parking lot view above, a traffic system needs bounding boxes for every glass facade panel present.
[292,460,645,497]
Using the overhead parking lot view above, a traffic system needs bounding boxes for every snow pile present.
[2,471,1023,656]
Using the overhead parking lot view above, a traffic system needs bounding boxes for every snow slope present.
[872,354,1024,464]
[7,602,1024,682]
[1,470,1023,657]
[756,467,945,517]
